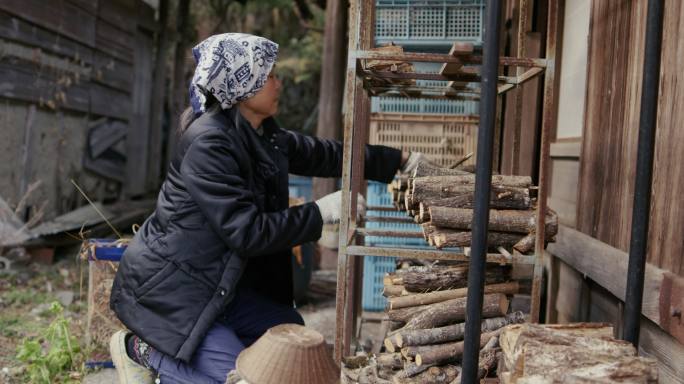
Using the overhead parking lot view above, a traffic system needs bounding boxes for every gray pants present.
[149,290,304,384]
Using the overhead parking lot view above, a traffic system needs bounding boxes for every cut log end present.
[499,294,510,314]
[418,203,430,223]
[384,338,396,353]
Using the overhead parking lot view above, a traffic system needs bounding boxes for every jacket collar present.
[222,107,279,179]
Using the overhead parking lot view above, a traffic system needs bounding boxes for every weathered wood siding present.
[544,1,684,381]
[577,0,684,277]
[0,0,156,217]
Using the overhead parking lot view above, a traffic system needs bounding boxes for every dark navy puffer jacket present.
[110,107,402,362]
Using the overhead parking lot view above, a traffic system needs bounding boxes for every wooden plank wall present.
[0,0,156,203]
[648,0,684,275]
[499,0,545,178]
[577,0,684,277]
[544,1,684,381]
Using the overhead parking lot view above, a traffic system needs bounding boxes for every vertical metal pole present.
[461,0,502,382]
[623,0,664,348]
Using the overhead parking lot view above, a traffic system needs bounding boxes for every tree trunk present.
[499,323,621,373]
[388,281,519,310]
[386,304,429,323]
[415,203,429,223]
[147,0,170,190]
[421,223,437,241]
[399,265,466,291]
[393,362,433,379]
[393,365,460,384]
[412,162,471,178]
[513,233,536,253]
[429,207,558,235]
[477,349,499,379]
[165,0,191,166]
[410,184,530,211]
[402,293,509,330]
[382,284,406,297]
[394,311,525,348]
[376,353,404,369]
[432,230,523,249]
[312,0,347,200]
[401,264,509,291]
[413,175,532,190]
[414,330,500,367]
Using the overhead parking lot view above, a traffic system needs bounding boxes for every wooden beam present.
[549,138,582,158]
[438,42,473,76]
[548,225,684,345]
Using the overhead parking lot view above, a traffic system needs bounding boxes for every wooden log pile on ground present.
[341,262,527,383]
[498,323,658,383]
[387,163,558,253]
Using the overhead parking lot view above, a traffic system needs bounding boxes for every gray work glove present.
[400,152,435,175]
[315,190,367,224]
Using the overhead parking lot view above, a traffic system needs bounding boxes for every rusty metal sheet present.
[659,272,684,344]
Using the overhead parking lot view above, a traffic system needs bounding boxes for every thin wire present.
[70,179,123,239]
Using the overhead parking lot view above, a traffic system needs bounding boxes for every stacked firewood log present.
[498,323,658,383]
[388,162,558,253]
[341,262,526,383]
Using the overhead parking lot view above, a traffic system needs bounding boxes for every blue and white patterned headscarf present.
[189,33,279,115]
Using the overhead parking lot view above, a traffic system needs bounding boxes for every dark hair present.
[177,94,219,136]
[178,107,196,136]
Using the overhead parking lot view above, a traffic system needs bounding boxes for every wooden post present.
[313,0,347,200]
[147,0,171,191]
[165,0,191,167]
[531,0,564,323]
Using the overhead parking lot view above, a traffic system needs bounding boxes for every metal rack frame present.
[334,0,563,379]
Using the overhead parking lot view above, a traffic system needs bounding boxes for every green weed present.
[15,302,83,384]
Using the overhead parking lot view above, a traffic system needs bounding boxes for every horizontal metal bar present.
[345,245,536,265]
[495,68,543,95]
[364,216,416,224]
[361,68,479,82]
[355,228,424,238]
[367,205,399,212]
[353,50,547,68]
[366,84,480,98]
[359,67,518,84]
[367,84,481,94]
[368,90,482,101]
[355,51,463,63]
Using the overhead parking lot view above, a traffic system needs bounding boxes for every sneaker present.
[110,330,156,384]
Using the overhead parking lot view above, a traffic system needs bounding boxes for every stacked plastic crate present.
[362,0,484,310]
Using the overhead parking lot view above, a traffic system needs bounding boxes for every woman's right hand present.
[314,191,366,224]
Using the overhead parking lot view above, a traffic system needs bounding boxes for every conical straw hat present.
[236,324,339,384]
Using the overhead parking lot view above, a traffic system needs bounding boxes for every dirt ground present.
[0,248,386,383]
[0,245,86,382]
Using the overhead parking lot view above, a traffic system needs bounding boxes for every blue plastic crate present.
[288,175,313,202]
[365,182,427,247]
[362,256,396,311]
[375,0,485,47]
[362,182,430,311]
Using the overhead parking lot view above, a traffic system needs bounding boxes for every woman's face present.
[242,69,282,117]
